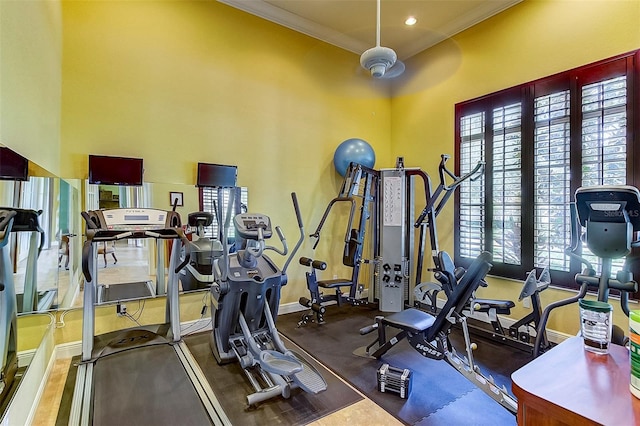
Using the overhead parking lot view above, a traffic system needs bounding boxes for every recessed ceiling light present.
[405,16,417,26]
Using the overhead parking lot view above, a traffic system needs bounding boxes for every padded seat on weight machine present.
[383,308,436,334]
[471,299,515,314]
[318,278,355,289]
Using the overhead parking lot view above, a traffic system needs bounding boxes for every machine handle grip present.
[175,233,191,273]
[0,210,16,233]
[82,241,92,282]
[359,323,378,335]
[291,192,303,229]
[81,211,99,229]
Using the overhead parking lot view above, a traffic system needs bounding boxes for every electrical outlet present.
[333,274,338,280]
[522,298,531,309]
[117,303,127,316]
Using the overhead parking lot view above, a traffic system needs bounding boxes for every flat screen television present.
[0,147,29,181]
[197,163,237,188]
[88,155,144,186]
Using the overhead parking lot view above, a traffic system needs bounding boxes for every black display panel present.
[0,147,29,181]
[88,155,144,186]
[196,163,237,187]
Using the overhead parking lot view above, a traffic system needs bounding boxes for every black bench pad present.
[472,298,515,314]
[318,279,354,289]
[382,308,436,334]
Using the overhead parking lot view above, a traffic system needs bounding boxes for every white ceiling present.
[218,0,522,60]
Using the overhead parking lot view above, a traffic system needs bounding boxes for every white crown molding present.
[218,0,369,55]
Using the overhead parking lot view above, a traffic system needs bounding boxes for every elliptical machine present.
[210,193,327,405]
[0,209,17,405]
[533,185,640,356]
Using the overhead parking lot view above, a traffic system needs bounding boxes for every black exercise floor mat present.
[277,304,532,425]
[57,335,362,426]
[184,332,363,425]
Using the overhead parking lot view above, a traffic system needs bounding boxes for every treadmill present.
[68,208,230,425]
[90,209,169,304]
[4,207,57,313]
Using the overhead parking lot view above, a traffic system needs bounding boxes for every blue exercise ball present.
[333,138,376,177]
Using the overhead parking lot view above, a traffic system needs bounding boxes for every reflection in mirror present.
[180,186,248,293]
[78,183,249,309]
[0,176,79,314]
[78,182,155,308]
[0,313,55,424]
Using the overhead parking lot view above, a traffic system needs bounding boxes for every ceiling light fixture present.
[405,16,417,26]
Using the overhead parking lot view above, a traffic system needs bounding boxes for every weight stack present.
[377,363,412,399]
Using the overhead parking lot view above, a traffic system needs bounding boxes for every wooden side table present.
[511,336,640,425]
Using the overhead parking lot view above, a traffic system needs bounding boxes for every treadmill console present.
[83,208,182,239]
[233,213,272,240]
[0,207,42,233]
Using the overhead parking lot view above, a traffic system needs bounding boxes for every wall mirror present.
[78,182,248,308]
[0,175,81,314]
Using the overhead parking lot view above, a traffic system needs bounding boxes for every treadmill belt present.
[92,344,211,426]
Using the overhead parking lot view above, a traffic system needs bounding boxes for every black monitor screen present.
[0,147,29,181]
[88,155,144,186]
[197,163,237,187]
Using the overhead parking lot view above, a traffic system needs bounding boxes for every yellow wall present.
[58,0,392,304]
[2,0,640,347]
[0,0,63,177]
[391,0,640,335]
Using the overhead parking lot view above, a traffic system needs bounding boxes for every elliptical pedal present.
[259,350,303,376]
[288,351,327,394]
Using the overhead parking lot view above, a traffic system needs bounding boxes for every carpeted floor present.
[277,304,533,426]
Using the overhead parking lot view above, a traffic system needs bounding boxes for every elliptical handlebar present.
[282,192,305,275]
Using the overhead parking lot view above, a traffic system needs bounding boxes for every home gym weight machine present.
[356,251,518,414]
[210,192,327,405]
[69,207,230,425]
[533,185,640,357]
[0,210,17,406]
[410,156,553,353]
[298,162,380,324]
[299,155,483,325]
[298,157,431,324]
[414,249,552,353]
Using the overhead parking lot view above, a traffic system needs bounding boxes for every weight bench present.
[356,251,517,414]
[298,233,368,325]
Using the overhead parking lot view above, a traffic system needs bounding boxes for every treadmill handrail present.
[0,210,17,244]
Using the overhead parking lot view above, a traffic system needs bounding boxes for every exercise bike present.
[209,192,327,405]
